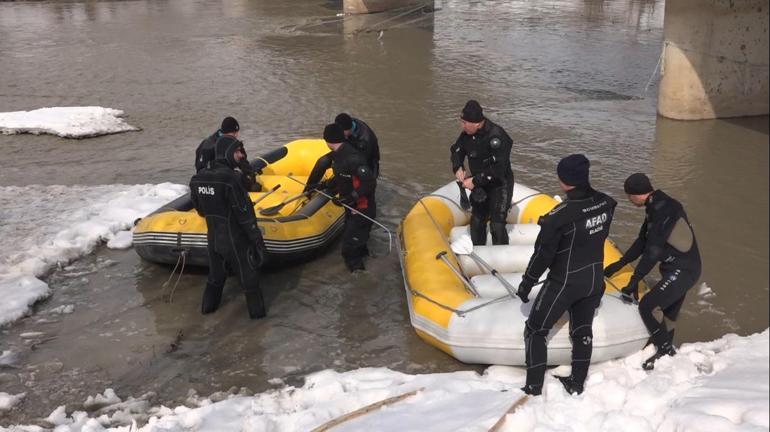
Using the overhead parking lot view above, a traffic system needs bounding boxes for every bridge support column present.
[658,0,769,120]
[343,0,431,15]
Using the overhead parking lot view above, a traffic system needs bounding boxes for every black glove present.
[470,187,487,204]
[517,279,534,303]
[604,261,625,278]
[620,278,640,304]
[332,195,354,207]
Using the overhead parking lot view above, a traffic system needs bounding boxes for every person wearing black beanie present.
[451,99,515,246]
[604,173,701,371]
[195,116,241,172]
[335,113,380,178]
[306,123,377,272]
[557,154,590,188]
[517,154,617,397]
[195,116,261,192]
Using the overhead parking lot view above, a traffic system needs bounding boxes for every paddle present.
[251,184,281,207]
[259,189,312,216]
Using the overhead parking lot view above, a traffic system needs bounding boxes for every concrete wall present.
[343,0,430,15]
[658,0,769,120]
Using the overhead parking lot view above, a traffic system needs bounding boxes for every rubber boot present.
[201,283,223,315]
[520,384,542,396]
[469,215,487,246]
[555,375,584,395]
[642,343,676,370]
[490,221,509,245]
[245,290,267,319]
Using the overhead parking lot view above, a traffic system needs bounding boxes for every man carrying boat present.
[190,134,267,319]
[604,173,701,370]
[450,100,514,246]
[517,154,617,396]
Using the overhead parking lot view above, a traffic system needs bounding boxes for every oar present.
[260,189,312,216]
[450,236,517,298]
[251,184,281,207]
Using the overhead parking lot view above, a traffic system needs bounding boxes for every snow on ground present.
[1,330,766,432]
[0,107,139,138]
[0,183,187,325]
[0,393,25,412]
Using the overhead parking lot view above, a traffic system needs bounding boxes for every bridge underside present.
[659,0,769,120]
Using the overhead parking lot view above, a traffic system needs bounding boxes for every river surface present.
[1,0,767,424]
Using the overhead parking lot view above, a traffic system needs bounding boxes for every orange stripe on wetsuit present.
[352,176,368,209]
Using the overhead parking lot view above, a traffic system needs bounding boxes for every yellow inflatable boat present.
[399,181,650,366]
[134,139,344,268]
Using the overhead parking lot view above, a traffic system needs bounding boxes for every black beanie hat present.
[334,113,354,130]
[214,135,243,168]
[461,100,484,123]
[624,173,654,195]
[323,123,345,144]
[221,116,240,134]
[557,154,590,187]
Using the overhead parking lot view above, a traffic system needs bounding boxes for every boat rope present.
[426,191,551,213]
[163,250,187,303]
[285,174,394,254]
[351,3,432,35]
[409,286,511,317]
[639,45,664,99]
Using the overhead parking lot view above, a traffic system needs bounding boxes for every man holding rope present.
[306,123,377,272]
[516,154,617,396]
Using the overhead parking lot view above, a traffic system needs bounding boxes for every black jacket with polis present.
[190,136,262,248]
[450,119,514,188]
[522,187,617,286]
[620,190,701,280]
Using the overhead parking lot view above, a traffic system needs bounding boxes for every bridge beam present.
[343,0,430,15]
[658,0,769,120]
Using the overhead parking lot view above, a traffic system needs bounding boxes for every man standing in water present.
[450,100,514,245]
[604,173,701,370]
[305,124,377,272]
[190,135,267,319]
[517,154,617,396]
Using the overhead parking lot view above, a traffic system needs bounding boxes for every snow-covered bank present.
[0,107,139,138]
[2,330,766,432]
[0,183,187,325]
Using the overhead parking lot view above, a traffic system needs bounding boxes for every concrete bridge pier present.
[343,0,432,15]
[658,0,769,120]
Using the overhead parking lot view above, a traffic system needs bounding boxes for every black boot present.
[520,384,542,396]
[201,284,223,314]
[555,375,584,395]
[642,343,676,371]
[245,290,266,319]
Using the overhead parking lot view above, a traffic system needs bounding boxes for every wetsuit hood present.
[214,135,244,169]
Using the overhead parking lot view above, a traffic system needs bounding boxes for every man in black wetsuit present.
[305,124,377,272]
[190,135,267,319]
[516,154,617,396]
[450,100,514,245]
[604,173,701,370]
[335,113,380,178]
[195,116,261,192]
